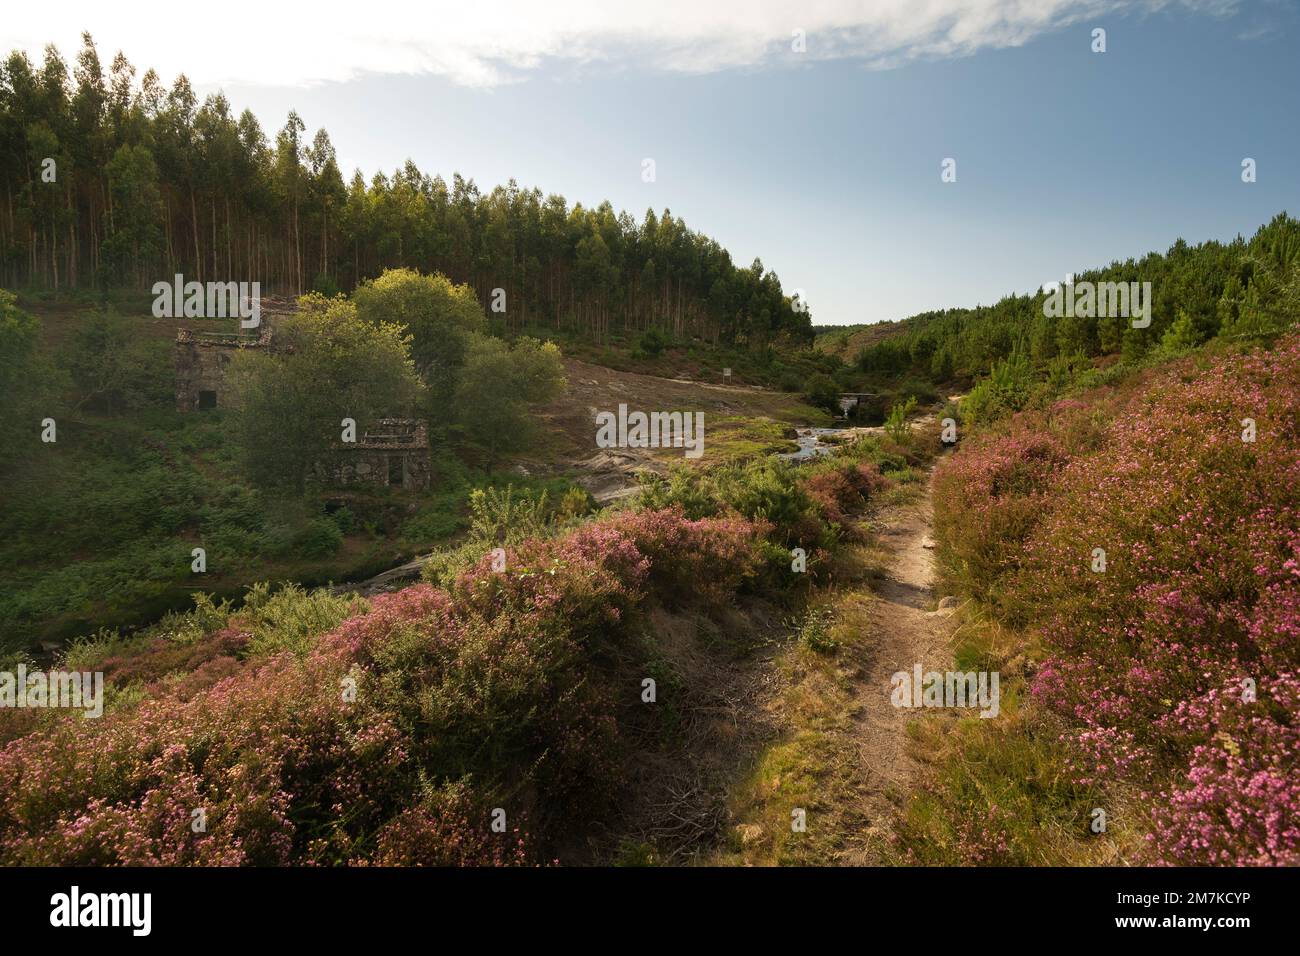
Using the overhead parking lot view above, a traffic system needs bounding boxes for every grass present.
[890,606,1143,866]
[696,414,803,462]
[708,501,1140,867]
[704,540,886,866]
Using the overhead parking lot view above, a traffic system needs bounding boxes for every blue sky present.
[6,1,1297,324]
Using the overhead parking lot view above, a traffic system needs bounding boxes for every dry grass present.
[702,539,888,866]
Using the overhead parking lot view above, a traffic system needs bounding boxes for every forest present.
[847,212,1300,386]
[0,34,810,346]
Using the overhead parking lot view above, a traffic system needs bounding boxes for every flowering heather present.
[935,333,1300,865]
[803,461,886,529]
[933,425,1071,611]
[598,507,768,604]
[0,507,766,866]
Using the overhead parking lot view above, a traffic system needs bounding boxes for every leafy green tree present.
[804,373,841,415]
[454,335,565,459]
[352,268,486,425]
[229,297,423,491]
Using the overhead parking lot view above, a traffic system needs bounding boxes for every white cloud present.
[0,0,1242,89]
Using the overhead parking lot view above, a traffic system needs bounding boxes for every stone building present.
[330,419,432,491]
[174,328,273,412]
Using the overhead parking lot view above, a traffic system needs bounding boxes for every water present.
[779,427,849,462]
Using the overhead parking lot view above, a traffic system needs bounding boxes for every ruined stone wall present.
[174,329,272,412]
[323,419,432,491]
[331,448,432,490]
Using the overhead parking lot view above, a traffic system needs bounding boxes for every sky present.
[3,0,1297,325]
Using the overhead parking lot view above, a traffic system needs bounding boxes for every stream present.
[777,427,851,462]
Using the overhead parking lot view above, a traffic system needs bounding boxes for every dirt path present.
[845,470,955,860]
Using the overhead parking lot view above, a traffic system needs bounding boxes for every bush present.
[884,396,918,441]
[934,332,1300,864]
[797,607,838,654]
[776,370,803,392]
[328,506,356,534]
[638,460,825,549]
[961,351,1034,427]
[803,373,841,415]
[243,583,364,658]
[638,327,670,357]
[802,460,885,528]
[933,418,1070,610]
[0,506,769,866]
[292,517,344,559]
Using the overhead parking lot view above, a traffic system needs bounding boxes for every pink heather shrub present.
[933,422,1071,611]
[1147,672,1300,865]
[97,624,252,689]
[356,785,532,867]
[0,507,765,866]
[938,333,1300,865]
[803,461,886,529]
[599,507,768,605]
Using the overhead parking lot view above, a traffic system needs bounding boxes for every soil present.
[843,470,957,860]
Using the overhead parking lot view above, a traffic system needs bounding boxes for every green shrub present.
[777,370,802,392]
[961,351,1033,427]
[797,607,838,654]
[884,396,918,441]
[638,327,670,357]
[803,373,841,415]
[292,517,344,559]
[467,485,551,546]
[328,506,356,534]
[243,583,365,658]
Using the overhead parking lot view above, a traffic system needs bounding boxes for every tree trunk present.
[190,186,201,282]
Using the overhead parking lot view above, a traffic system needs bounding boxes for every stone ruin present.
[174,327,273,412]
[173,304,431,492]
[329,419,432,491]
[174,295,296,412]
